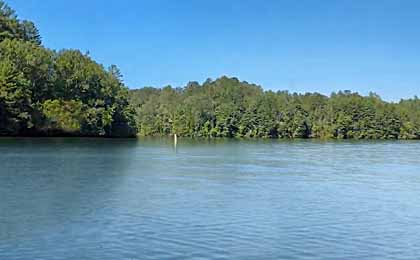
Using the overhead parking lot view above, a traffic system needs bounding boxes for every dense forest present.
[0,1,136,137]
[1,1,420,140]
[130,77,420,139]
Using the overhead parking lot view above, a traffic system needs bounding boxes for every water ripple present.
[1,139,420,259]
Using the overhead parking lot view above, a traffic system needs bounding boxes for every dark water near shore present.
[1,138,420,260]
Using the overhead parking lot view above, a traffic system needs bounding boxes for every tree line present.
[0,1,136,137]
[2,0,420,139]
[130,76,420,139]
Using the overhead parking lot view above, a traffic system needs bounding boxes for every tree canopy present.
[0,1,136,137]
[130,77,420,140]
[1,0,419,139]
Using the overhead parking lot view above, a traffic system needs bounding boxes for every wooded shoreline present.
[129,78,420,140]
[1,1,420,140]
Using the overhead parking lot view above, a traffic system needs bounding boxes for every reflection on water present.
[1,138,420,259]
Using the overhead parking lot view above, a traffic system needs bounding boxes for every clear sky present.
[8,0,420,100]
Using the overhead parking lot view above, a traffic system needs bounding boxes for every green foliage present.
[42,99,83,132]
[19,20,41,45]
[0,1,136,137]
[0,0,19,42]
[0,1,41,44]
[1,0,419,139]
[130,77,420,140]
[0,39,54,101]
[0,58,32,134]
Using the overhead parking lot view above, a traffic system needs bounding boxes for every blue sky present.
[8,0,420,100]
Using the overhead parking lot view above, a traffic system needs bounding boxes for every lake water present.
[1,138,420,260]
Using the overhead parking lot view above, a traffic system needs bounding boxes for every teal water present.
[1,138,420,259]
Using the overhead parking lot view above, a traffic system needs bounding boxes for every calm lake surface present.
[1,138,420,260]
